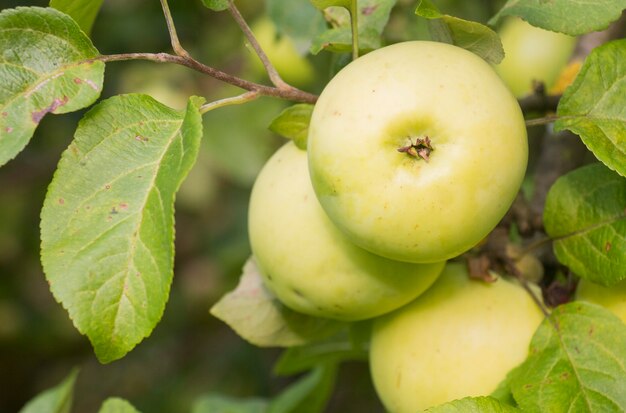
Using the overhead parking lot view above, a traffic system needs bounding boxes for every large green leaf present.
[19,369,78,413]
[0,7,104,167]
[510,302,626,412]
[424,396,520,412]
[98,398,141,413]
[267,0,327,52]
[489,0,626,36]
[555,39,626,177]
[310,0,397,54]
[50,0,104,34]
[40,94,204,363]
[211,258,344,347]
[416,0,504,64]
[543,163,626,286]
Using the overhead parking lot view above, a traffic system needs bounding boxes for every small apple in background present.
[576,278,626,323]
[307,41,527,264]
[246,17,315,88]
[248,142,445,321]
[494,17,576,97]
[370,263,544,412]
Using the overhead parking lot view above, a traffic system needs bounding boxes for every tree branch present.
[226,0,288,89]
[95,53,318,104]
[159,0,189,57]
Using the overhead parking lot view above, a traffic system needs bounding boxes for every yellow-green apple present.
[495,17,576,97]
[576,278,626,323]
[248,142,444,321]
[308,41,527,264]
[370,262,544,412]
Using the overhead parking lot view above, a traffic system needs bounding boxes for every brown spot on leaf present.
[135,135,149,142]
[1,112,7,117]
[105,184,111,190]
[73,78,82,84]
[362,5,377,15]
[605,242,612,252]
[119,203,129,210]
[524,384,533,390]
[110,207,118,215]
[5,127,12,133]
[588,325,595,336]
[560,372,570,380]
[58,198,65,205]
[32,96,69,124]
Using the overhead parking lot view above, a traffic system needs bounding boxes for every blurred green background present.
[0,0,501,411]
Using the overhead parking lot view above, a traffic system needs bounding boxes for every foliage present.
[1,0,625,411]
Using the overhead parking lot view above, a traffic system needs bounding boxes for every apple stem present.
[398,136,433,162]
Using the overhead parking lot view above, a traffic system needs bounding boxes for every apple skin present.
[495,17,576,97]
[369,263,544,412]
[308,41,527,264]
[576,278,626,323]
[248,142,445,321]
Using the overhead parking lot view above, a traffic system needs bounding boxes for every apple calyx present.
[397,136,433,162]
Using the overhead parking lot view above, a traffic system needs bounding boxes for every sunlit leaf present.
[416,0,504,64]
[424,396,520,412]
[50,0,104,34]
[200,0,229,12]
[490,0,626,36]
[555,39,626,177]
[211,258,344,347]
[510,302,626,412]
[268,104,314,150]
[41,94,204,363]
[544,163,626,286]
[19,369,78,413]
[0,7,104,167]
[98,398,141,413]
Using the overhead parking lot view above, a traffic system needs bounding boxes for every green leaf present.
[0,7,104,167]
[267,0,327,51]
[98,398,141,413]
[424,396,521,412]
[19,369,78,413]
[489,0,626,36]
[268,104,314,150]
[543,163,626,286]
[274,326,368,375]
[49,0,104,34]
[554,39,626,177]
[509,302,626,412]
[267,365,337,413]
[310,0,352,8]
[200,0,229,12]
[415,0,504,64]
[210,258,344,347]
[310,0,397,55]
[40,94,205,363]
[192,395,268,413]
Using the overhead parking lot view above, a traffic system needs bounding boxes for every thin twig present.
[519,277,551,318]
[227,0,289,89]
[95,53,318,104]
[525,114,560,127]
[200,91,259,114]
[159,0,189,57]
[349,0,359,60]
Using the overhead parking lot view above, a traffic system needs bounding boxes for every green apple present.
[308,41,527,264]
[246,17,315,87]
[248,142,445,321]
[576,278,626,323]
[370,263,544,412]
[495,17,576,97]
